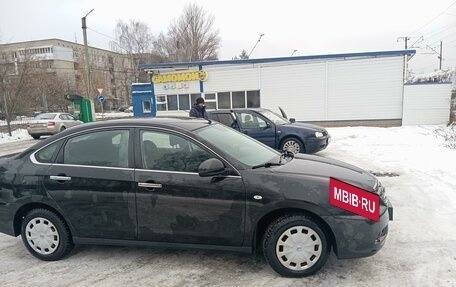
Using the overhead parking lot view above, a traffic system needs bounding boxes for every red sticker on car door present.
[329,177,380,222]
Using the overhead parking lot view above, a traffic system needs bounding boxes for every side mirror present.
[289,118,296,123]
[198,158,227,177]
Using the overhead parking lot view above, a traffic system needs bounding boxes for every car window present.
[216,113,238,128]
[236,112,267,129]
[195,123,279,167]
[63,130,129,168]
[35,113,57,120]
[35,140,62,163]
[140,130,212,173]
[59,114,67,120]
[259,110,289,125]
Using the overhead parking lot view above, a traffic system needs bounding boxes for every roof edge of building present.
[140,49,416,70]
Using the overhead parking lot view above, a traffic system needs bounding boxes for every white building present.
[140,50,419,126]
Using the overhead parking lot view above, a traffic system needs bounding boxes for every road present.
[0,139,36,157]
[0,126,455,287]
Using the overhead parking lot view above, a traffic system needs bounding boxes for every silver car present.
[27,113,83,139]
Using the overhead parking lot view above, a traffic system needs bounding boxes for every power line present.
[87,27,130,53]
[410,1,456,36]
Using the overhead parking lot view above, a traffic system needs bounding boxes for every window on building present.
[179,94,190,110]
[156,96,167,111]
[167,95,178,111]
[143,100,151,113]
[217,92,230,109]
[191,93,201,105]
[232,91,246,108]
[204,93,216,109]
[247,90,261,108]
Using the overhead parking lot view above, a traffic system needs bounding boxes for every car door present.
[63,114,77,127]
[42,128,137,240]
[213,112,240,131]
[134,128,246,246]
[236,112,276,148]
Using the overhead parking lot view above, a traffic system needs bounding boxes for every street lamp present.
[82,9,94,101]
[248,33,265,58]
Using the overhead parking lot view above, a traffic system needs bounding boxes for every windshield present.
[35,113,57,120]
[259,110,289,125]
[195,123,279,167]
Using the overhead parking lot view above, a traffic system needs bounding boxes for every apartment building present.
[0,38,134,110]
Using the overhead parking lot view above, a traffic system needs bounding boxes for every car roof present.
[209,108,269,113]
[20,117,214,154]
[67,117,211,133]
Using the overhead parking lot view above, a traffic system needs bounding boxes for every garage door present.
[402,83,452,125]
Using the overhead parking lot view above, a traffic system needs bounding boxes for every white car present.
[27,113,83,139]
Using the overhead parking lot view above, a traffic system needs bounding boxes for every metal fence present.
[0,117,33,138]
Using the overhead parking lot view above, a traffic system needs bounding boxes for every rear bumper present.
[324,198,393,259]
[27,126,59,136]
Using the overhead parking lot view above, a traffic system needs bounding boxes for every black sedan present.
[0,118,392,277]
[208,108,330,154]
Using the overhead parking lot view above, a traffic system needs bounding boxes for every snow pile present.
[408,68,456,88]
[0,129,32,144]
[434,123,456,149]
[96,112,133,119]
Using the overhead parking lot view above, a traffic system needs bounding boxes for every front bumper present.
[305,136,331,154]
[324,197,393,259]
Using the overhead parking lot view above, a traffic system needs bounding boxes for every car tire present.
[21,209,74,261]
[60,126,66,132]
[31,135,40,140]
[280,138,304,154]
[263,214,329,277]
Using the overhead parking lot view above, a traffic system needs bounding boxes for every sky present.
[0,0,456,74]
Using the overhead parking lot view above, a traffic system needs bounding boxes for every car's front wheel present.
[281,138,304,154]
[21,209,74,261]
[263,214,329,277]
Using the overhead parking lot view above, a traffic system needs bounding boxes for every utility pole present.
[397,36,410,49]
[397,36,410,82]
[82,9,94,101]
[439,41,443,70]
[425,42,443,70]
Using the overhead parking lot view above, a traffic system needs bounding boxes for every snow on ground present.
[96,112,133,119]
[0,129,32,144]
[0,125,455,286]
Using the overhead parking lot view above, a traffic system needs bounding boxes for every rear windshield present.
[35,113,57,120]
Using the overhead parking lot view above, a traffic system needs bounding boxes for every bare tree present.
[154,3,221,62]
[0,46,37,120]
[112,19,158,104]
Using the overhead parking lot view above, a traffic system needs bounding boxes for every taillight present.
[48,121,56,126]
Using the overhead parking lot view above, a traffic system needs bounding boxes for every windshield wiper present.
[251,162,282,169]
[280,150,295,161]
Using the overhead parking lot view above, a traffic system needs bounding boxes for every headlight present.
[315,131,324,138]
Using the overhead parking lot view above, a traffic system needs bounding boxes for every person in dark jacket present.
[189,97,208,119]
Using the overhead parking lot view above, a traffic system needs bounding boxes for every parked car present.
[27,113,83,139]
[208,108,330,154]
[0,118,392,277]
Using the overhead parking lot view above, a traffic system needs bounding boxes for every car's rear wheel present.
[31,135,40,140]
[60,126,66,132]
[281,138,304,154]
[263,214,329,277]
[21,209,74,261]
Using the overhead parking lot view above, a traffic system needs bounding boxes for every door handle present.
[50,175,72,181]
[138,182,162,189]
